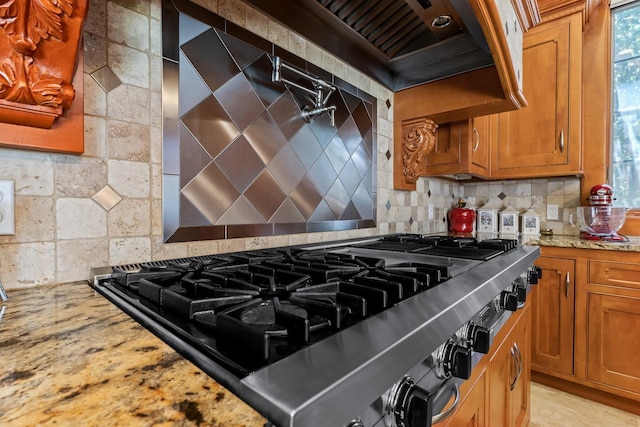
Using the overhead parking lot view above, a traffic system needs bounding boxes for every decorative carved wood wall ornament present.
[401,117,438,184]
[0,0,87,130]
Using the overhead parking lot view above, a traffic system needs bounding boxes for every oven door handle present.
[431,380,460,424]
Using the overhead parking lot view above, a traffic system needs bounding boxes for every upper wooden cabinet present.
[420,116,495,180]
[491,12,583,178]
[393,0,539,190]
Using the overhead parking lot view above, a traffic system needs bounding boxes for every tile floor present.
[530,382,640,426]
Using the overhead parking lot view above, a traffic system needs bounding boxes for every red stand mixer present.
[574,184,628,241]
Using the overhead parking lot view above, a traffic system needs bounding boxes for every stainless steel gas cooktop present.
[91,234,540,427]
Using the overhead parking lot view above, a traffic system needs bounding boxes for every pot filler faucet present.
[272,55,337,126]
[0,280,7,301]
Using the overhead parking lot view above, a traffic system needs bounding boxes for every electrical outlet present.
[428,204,434,220]
[547,204,559,221]
[0,180,15,235]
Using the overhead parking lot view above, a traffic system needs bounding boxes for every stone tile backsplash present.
[0,0,450,289]
[460,177,582,236]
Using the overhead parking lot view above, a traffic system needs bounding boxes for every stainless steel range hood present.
[240,0,535,91]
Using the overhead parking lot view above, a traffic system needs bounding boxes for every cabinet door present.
[469,115,492,176]
[489,328,513,427]
[491,13,582,178]
[510,305,530,427]
[489,305,530,427]
[586,291,640,396]
[445,367,488,427]
[531,256,575,376]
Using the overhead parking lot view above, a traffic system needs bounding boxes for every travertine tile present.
[149,0,162,20]
[107,159,150,198]
[84,115,107,158]
[218,238,245,253]
[268,20,288,48]
[108,43,149,88]
[113,0,150,16]
[57,239,109,282]
[109,237,151,265]
[13,197,55,243]
[246,7,269,39]
[107,84,150,125]
[107,120,150,161]
[57,198,108,239]
[84,73,107,116]
[54,156,107,198]
[85,0,107,38]
[83,32,108,74]
[151,236,188,260]
[187,240,220,256]
[108,198,151,237]
[0,149,54,196]
[107,2,149,51]
[0,197,54,245]
[219,0,245,26]
[0,242,56,288]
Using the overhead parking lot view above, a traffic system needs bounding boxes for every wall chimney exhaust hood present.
[241,0,538,92]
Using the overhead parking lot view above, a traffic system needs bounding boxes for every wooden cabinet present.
[531,246,640,416]
[488,304,531,427]
[585,259,640,396]
[444,365,489,427]
[530,256,575,377]
[491,12,583,178]
[444,304,530,427]
[422,116,494,179]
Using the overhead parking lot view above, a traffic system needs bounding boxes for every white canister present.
[521,208,541,235]
[499,205,520,234]
[477,202,498,233]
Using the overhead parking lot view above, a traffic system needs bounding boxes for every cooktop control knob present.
[536,266,543,279]
[438,339,472,380]
[500,290,519,312]
[465,323,491,354]
[528,267,539,284]
[384,376,433,427]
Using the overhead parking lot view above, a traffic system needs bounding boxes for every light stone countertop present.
[525,234,640,251]
[0,282,267,427]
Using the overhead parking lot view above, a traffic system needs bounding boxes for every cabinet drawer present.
[589,260,640,290]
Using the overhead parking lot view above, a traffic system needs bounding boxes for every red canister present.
[448,207,476,233]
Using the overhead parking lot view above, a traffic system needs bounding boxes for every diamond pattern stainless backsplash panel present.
[162,0,377,242]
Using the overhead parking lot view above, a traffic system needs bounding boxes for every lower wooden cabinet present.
[530,256,575,377]
[443,304,530,427]
[488,304,530,427]
[443,365,488,427]
[531,246,640,415]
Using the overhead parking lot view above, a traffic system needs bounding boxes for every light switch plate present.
[0,180,15,235]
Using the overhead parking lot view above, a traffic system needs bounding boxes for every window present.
[611,1,640,208]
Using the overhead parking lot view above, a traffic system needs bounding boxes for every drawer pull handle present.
[473,127,480,152]
[559,129,565,153]
[565,272,570,298]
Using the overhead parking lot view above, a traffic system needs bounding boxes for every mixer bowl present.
[575,206,628,236]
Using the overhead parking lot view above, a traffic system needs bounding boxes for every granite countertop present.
[0,282,267,427]
[525,234,640,251]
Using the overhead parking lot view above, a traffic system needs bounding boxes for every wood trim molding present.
[401,117,438,185]
[0,0,87,130]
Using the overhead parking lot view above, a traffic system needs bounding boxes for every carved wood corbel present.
[401,117,438,184]
[0,0,87,130]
